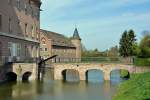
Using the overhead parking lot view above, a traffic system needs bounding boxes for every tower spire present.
[73,27,81,40]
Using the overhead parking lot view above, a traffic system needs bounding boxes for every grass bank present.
[113,72,150,100]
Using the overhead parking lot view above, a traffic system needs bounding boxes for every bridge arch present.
[85,69,104,82]
[61,69,79,82]
[22,72,32,81]
[5,72,17,81]
[110,66,131,80]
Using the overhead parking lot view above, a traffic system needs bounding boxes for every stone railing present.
[50,57,133,64]
[51,57,81,63]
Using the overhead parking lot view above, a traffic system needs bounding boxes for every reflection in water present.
[0,69,125,100]
[110,70,126,83]
[62,69,80,82]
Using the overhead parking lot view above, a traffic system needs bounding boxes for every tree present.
[132,43,141,56]
[106,46,119,57]
[119,30,130,57]
[139,35,150,58]
[128,29,136,56]
[119,30,137,57]
[81,43,87,52]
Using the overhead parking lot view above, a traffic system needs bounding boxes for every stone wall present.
[133,66,150,73]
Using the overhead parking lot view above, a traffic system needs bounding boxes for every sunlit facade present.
[0,0,41,65]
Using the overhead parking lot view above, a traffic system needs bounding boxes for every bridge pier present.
[54,69,63,80]
[79,71,86,80]
[104,72,110,81]
[17,75,22,81]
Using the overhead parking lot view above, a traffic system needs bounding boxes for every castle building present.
[40,28,82,63]
[0,0,41,65]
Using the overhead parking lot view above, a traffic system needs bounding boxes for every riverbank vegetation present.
[120,70,129,78]
[119,30,150,66]
[113,72,150,100]
[81,30,150,66]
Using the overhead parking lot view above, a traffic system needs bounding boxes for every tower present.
[71,28,82,62]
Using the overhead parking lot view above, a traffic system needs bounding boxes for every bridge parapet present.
[52,57,133,64]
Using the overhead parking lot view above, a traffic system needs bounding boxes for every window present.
[45,48,47,51]
[25,23,27,35]
[8,42,20,57]
[25,45,28,56]
[17,20,20,25]
[32,25,36,38]
[17,44,21,56]
[8,42,12,56]
[36,47,39,57]
[8,18,12,33]
[0,14,2,30]
[31,8,34,17]
[16,0,20,10]
[25,4,27,15]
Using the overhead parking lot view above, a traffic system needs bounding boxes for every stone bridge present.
[53,63,135,81]
[0,63,38,82]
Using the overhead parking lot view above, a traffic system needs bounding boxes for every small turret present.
[71,28,82,62]
[73,28,81,40]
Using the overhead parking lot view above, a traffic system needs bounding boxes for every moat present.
[0,69,126,100]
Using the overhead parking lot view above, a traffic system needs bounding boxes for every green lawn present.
[113,72,150,100]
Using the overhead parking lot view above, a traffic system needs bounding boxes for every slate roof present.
[40,29,76,48]
[73,28,81,40]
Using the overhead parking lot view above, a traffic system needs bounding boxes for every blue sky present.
[40,0,150,51]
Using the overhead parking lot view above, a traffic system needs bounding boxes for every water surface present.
[0,69,124,100]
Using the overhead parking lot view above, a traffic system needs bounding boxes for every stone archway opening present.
[6,72,17,82]
[110,69,130,83]
[61,69,79,82]
[86,69,104,83]
[120,69,130,79]
[22,72,32,82]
